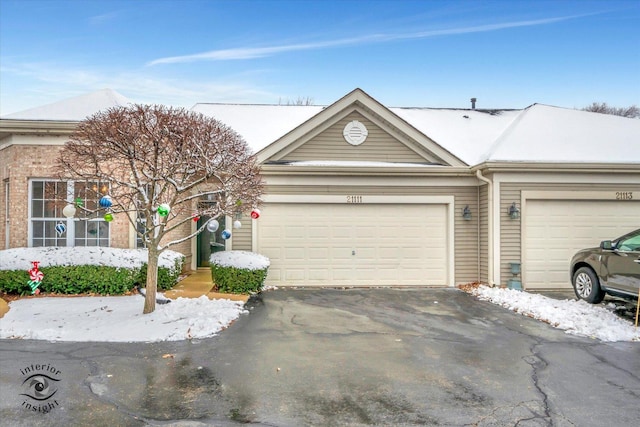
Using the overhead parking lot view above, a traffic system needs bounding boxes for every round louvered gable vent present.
[343,120,368,145]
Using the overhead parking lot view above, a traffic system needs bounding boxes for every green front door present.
[196,216,226,267]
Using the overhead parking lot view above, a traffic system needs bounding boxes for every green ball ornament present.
[74,197,84,207]
[104,212,114,222]
[157,203,171,217]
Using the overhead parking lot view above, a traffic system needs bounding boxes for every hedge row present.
[0,259,183,296]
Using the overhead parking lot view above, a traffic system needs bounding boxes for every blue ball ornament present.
[99,195,113,208]
[221,229,231,240]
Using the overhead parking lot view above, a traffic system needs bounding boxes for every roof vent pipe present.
[471,98,477,110]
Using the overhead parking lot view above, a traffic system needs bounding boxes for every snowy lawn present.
[0,294,247,342]
[465,285,640,342]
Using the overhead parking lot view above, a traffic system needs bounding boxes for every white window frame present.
[28,179,111,248]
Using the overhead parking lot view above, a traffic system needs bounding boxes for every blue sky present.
[1,0,639,114]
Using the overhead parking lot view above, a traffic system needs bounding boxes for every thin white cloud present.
[0,62,278,114]
[89,11,120,26]
[147,14,584,66]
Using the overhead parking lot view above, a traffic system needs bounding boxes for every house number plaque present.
[615,192,633,200]
[346,195,363,204]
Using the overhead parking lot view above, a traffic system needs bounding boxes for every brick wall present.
[1,138,196,269]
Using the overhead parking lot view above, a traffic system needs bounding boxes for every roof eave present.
[260,164,473,176]
[473,161,640,173]
[0,119,79,135]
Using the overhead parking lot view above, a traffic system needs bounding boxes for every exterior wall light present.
[462,205,472,220]
[508,202,520,220]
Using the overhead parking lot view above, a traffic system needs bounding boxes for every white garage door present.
[257,203,449,287]
[524,200,640,290]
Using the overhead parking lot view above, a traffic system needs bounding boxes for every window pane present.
[32,181,43,199]
[32,201,44,218]
[44,201,57,218]
[33,221,44,238]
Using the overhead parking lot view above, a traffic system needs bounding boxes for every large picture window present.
[30,180,110,247]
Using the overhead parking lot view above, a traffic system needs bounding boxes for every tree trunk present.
[143,247,159,314]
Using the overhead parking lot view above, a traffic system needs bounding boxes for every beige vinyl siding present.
[478,183,489,283]
[454,188,480,284]
[281,112,432,164]
[261,182,480,284]
[231,219,252,251]
[499,182,639,286]
[500,186,521,286]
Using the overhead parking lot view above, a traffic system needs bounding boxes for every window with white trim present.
[30,180,110,247]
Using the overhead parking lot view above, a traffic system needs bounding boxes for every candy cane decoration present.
[27,261,43,295]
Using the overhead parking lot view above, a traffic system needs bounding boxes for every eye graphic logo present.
[19,364,62,414]
[21,374,59,401]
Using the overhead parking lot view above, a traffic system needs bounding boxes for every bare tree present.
[57,104,263,314]
[278,96,315,106]
[582,102,639,118]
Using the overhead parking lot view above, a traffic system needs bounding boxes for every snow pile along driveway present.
[469,285,640,342]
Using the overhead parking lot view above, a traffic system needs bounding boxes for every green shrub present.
[0,270,31,294]
[136,256,185,291]
[210,265,268,294]
[0,250,185,296]
[210,251,270,294]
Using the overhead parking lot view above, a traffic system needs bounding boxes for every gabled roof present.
[481,104,640,163]
[251,88,468,166]
[1,89,131,121]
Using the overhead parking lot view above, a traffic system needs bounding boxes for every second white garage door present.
[257,203,449,287]
[524,199,640,290]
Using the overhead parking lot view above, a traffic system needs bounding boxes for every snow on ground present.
[0,295,247,342]
[469,285,640,342]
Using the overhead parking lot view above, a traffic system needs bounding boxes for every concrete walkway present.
[165,268,249,302]
[0,268,248,319]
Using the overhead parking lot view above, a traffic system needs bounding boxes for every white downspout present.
[476,170,495,287]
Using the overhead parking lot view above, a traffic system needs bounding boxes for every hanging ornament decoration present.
[250,208,261,219]
[74,197,84,207]
[206,219,220,233]
[62,204,76,218]
[157,203,171,217]
[27,261,43,295]
[233,220,242,229]
[221,229,232,240]
[192,215,200,222]
[55,223,66,236]
[104,212,114,222]
[99,195,113,208]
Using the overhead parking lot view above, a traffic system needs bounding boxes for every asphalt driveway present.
[1,288,639,426]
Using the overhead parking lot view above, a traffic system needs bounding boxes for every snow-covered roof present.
[191,103,324,153]
[390,107,521,165]
[481,104,640,163]
[3,89,639,165]
[1,88,131,121]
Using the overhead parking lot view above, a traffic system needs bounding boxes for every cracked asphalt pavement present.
[1,288,639,426]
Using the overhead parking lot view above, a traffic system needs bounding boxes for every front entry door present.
[197,215,226,267]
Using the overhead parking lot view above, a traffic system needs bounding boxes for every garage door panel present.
[524,200,640,290]
[258,203,448,287]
